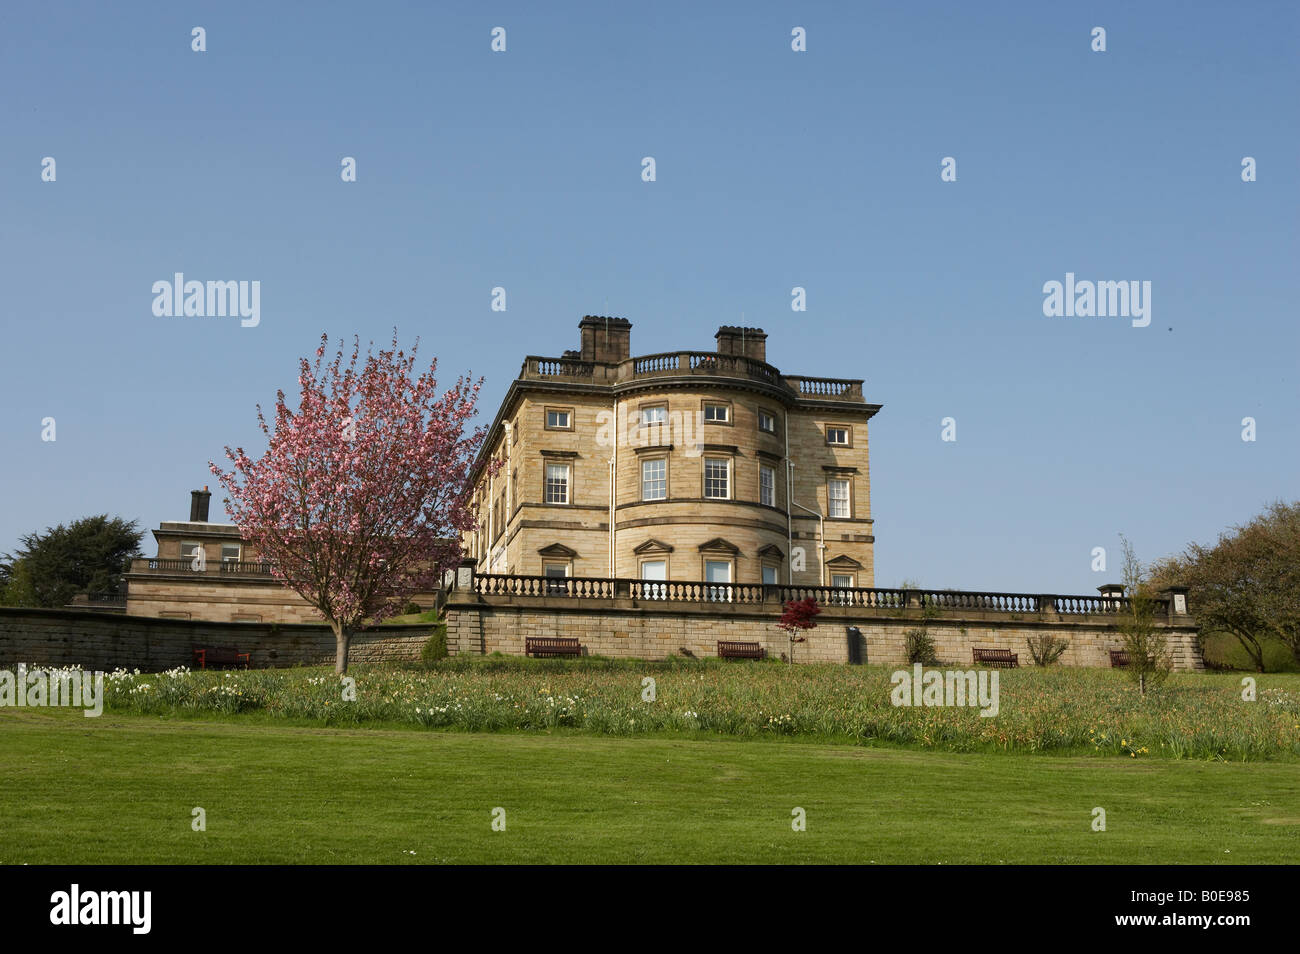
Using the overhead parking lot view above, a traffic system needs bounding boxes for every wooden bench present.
[972,647,1019,669]
[524,637,582,658]
[193,647,250,670]
[1109,649,1131,668]
[718,640,765,660]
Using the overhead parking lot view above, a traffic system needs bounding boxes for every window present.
[543,561,570,594]
[180,542,204,569]
[703,403,730,423]
[831,573,854,605]
[826,425,851,446]
[639,405,667,426]
[758,410,776,434]
[232,613,262,623]
[545,408,572,430]
[545,463,570,504]
[704,458,730,499]
[220,543,241,563]
[759,464,775,507]
[705,560,732,602]
[761,565,779,586]
[641,458,667,501]
[828,478,851,518]
[641,560,667,600]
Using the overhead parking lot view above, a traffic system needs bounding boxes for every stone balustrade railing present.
[461,570,1183,619]
[129,558,277,577]
[521,352,864,402]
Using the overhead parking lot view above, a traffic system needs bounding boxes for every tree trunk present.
[332,621,351,674]
[1235,633,1266,673]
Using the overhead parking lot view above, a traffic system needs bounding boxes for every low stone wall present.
[0,608,437,671]
[125,572,441,625]
[445,595,1204,670]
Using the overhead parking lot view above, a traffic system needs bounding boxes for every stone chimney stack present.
[715,326,767,363]
[578,315,632,363]
[190,486,212,522]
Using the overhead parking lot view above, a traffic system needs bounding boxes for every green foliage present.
[0,559,39,608]
[1026,633,1069,667]
[1153,500,1300,672]
[402,601,423,616]
[904,628,938,665]
[3,515,142,607]
[89,663,1300,762]
[1118,535,1172,696]
[379,609,440,625]
[1201,631,1300,673]
[420,623,449,666]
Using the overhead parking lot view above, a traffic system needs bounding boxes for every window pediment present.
[537,543,579,558]
[697,537,740,554]
[633,538,675,555]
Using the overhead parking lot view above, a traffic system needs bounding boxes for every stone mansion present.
[122,316,881,620]
[106,313,1201,671]
[466,316,881,590]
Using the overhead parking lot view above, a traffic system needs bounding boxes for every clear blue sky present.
[2,1,1295,593]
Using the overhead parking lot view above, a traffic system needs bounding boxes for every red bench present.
[525,637,582,658]
[193,647,250,670]
[972,647,1019,669]
[1109,649,1131,668]
[718,641,765,660]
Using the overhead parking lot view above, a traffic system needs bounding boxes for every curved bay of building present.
[468,318,881,589]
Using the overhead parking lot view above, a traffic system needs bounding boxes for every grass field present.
[1201,632,1300,672]
[2,706,1298,864]
[91,660,1300,760]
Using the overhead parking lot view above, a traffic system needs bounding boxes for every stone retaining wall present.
[0,608,436,671]
[445,595,1204,670]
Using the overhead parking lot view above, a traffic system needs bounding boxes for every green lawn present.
[2,707,1297,864]
[1201,631,1300,672]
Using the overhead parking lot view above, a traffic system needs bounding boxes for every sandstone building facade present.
[123,488,328,623]
[465,316,882,590]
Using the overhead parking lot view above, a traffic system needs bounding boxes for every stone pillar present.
[1097,583,1125,612]
[1162,586,1190,618]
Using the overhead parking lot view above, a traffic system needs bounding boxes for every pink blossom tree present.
[211,332,492,673]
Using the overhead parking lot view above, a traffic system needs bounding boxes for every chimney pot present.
[190,488,212,522]
[715,326,767,363]
[578,315,632,363]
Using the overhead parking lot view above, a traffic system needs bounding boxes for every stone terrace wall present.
[446,590,1204,671]
[0,608,437,671]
